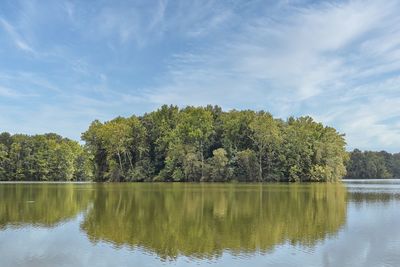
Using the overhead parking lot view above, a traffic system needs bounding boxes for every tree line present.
[345,149,400,179]
[0,132,92,181]
[81,105,348,182]
[11,105,398,182]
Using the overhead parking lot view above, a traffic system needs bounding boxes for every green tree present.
[249,112,282,181]
[142,105,179,175]
[0,132,91,181]
[233,149,258,182]
[345,149,395,179]
[221,110,255,155]
[0,144,9,180]
[1,105,353,183]
[173,107,214,180]
[205,148,232,181]
[82,116,149,181]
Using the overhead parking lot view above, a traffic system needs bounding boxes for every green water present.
[0,181,399,267]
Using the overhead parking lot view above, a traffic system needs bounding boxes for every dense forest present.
[0,132,92,181]
[0,105,348,182]
[82,105,348,182]
[345,149,400,179]
[2,105,397,182]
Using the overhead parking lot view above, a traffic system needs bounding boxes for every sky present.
[0,0,400,152]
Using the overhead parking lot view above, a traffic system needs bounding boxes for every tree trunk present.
[259,151,263,182]
[200,141,204,180]
[117,151,123,173]
[126,152,134,172]
[201,150,204,180]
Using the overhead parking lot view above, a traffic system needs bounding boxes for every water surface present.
[0,180,399,267]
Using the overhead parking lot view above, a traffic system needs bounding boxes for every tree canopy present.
[345,149,400,179]
[8,105,394,182]
[0,132,92,181]
[81,105,349,182]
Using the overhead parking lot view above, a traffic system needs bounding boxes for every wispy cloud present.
[0,0,399,151]
[0,86,35,98]
[92,1,169,47]
[0,17,35,53]
[84,0,237,47]
[144,0,400,151]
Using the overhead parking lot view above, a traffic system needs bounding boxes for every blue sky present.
[1,0,400,152]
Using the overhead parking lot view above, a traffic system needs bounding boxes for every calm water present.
[0,180,399,267]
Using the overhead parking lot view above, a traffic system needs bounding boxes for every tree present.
[81,106,350,182]
[173,107,214,180]
[0,144,9,180]
[345,149,397,179]
[81,120,108,181]
[221,110,255,155]
[205,148,232,182]
[233,149,258,182]
[0,132,90,181]
[0,106,353,183]
[82,116,149,181]
[249,112,282,181]
[141,105,179,175]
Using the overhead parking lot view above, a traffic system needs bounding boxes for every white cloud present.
[0,17,35,53]
[93,1,169,47]
[144,0,400,151]
[1,0,400,152]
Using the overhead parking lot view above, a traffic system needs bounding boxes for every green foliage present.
[82,106,348,182]
[249,112,282,181]
[345,149,400,179]
[0,144,9,180]
[279,117,348,182]
[233,149,259,182]
[205,148,232,182]
[221,110,255,154]
[0,132,92,181]
[0,105,352,182]
[81,116,149,182]
[142,105,179,174]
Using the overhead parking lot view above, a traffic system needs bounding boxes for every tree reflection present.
[0,183,93,229]
[81,183,347,259]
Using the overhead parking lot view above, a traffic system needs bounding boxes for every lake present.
[0,180,399,267]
